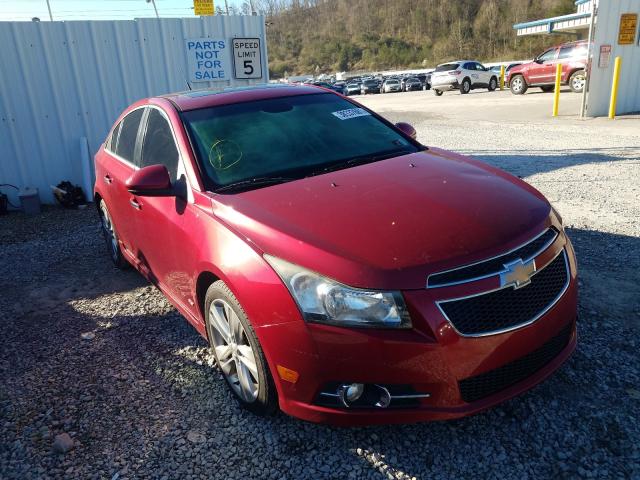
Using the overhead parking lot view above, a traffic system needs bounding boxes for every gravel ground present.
[1,91,639,479]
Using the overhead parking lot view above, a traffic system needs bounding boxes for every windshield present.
[435,63,459,72]
[364,80,378,86]
[182,93,419,192]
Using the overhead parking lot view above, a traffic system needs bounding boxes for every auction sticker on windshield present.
[332,108,371,120]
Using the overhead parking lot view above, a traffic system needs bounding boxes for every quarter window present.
[115,108,144,163]
[140,108,179,179]
[106,122,122,152]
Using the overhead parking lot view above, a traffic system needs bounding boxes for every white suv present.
[431,60,498,96]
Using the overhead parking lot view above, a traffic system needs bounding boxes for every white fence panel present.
[586,0,640,117]
[0,16,268,204]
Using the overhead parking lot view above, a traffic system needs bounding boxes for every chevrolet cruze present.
[94,85,577,425]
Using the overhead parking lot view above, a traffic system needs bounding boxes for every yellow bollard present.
[552,63,562,117]
[500,65,505,91]
[609,56,622,120]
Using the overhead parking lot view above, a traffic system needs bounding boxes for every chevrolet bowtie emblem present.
[500,258,536,289]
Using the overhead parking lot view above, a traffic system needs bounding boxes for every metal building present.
[0,16,268,205]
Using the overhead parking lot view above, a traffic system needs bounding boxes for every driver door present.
[530,48,558,84]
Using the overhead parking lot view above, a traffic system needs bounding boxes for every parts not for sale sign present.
[232,38,262,79]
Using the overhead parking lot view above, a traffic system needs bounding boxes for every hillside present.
[261,0,577,77]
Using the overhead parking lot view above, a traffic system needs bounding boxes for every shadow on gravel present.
[468,148,639,178]
[1,207,639,479]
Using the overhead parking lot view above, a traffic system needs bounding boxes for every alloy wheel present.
[100,203,118,261]
[209,299,259,402]
[512,77,523,93]
[572,74,585,92]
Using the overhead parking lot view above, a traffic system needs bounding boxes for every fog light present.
[338,383,364,406]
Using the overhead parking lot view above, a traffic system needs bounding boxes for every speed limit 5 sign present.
[232,38,262,79]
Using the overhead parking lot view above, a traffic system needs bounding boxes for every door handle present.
[129,198,141,210]
[103,174,113,184]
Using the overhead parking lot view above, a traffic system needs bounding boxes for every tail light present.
[448,70,462,76]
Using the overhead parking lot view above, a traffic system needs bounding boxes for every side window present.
[538,48,557,63]
[463,62,473,70]
[475,63,486,71]
[558,46,574,60]
[115,108,144,163]
[140,108,179,179]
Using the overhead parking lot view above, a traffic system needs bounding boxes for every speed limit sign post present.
[232,38,262,79]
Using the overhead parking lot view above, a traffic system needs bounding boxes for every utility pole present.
[146,0,160,18]
[224,0,230,15]
[45,0,53,21]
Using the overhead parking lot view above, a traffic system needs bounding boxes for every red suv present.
[508,40,588,95]
[94,85,577,425]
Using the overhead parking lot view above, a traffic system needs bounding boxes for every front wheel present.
[510,75,528,95]
[569,70,586,93]
[460,78,471,94]
[488,77,497,91]
[433,89,443,96]
[205,280,277,415]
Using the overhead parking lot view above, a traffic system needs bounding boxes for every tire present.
[488,76,498,91]
[569,70,586,93]
[98,199,129,269]
[460,78,471,94]
[510,75,528,95]
[433,89,443,96]
[540,85,555,93]
[204,280,277,415]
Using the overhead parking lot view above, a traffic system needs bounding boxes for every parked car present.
[508,41,588,95]
[309,81,345,95]
[416,72,432,90]
[431,60,498,96]
[381,78,402,93]
[361,79,381,94]
[345,82,362,96]
[95,84,577,425]
[488,63,522,86]
[403,77,423,92]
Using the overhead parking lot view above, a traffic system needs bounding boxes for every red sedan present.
[94,85,577,425]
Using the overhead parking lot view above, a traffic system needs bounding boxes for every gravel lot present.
[1,90,639,479]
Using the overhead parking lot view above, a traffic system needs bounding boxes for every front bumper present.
[255,230,578,426]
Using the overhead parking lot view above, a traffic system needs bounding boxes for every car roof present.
[437,60,479,66]
[159,84,328,111]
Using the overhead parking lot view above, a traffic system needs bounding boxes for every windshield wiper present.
[214,176,296,193]
[307,148,414,176]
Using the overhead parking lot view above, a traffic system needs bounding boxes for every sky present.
[0,0,244,22]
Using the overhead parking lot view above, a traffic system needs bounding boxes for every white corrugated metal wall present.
[586,0,640,117]
[0,16,268,204]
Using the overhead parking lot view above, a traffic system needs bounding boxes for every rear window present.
[435,63,459,72]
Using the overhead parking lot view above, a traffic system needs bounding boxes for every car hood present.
[210,148,551,290]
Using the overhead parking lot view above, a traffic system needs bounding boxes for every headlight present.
[264,255,411,329]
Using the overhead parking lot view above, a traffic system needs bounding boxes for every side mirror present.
[395,122,417,140]
[126,164,174,196]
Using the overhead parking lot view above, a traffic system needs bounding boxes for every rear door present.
[101,108,145,256]
[129,106,194,308]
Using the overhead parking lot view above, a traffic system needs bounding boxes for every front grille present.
[438,251,568,336]
[459,322,573,403]
[428,228,557,287]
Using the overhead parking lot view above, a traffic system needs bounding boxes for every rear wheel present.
[460,78,471,94]
[98,199,128,269]
[205,280,277,415]
[540,85,555,93]
[433,89,443,96]
[488,76,497,91]
[569,70,586,93]
[510,75,527,95]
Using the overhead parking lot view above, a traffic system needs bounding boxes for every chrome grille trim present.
[427,228,558,288]
[436,249,570,338]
